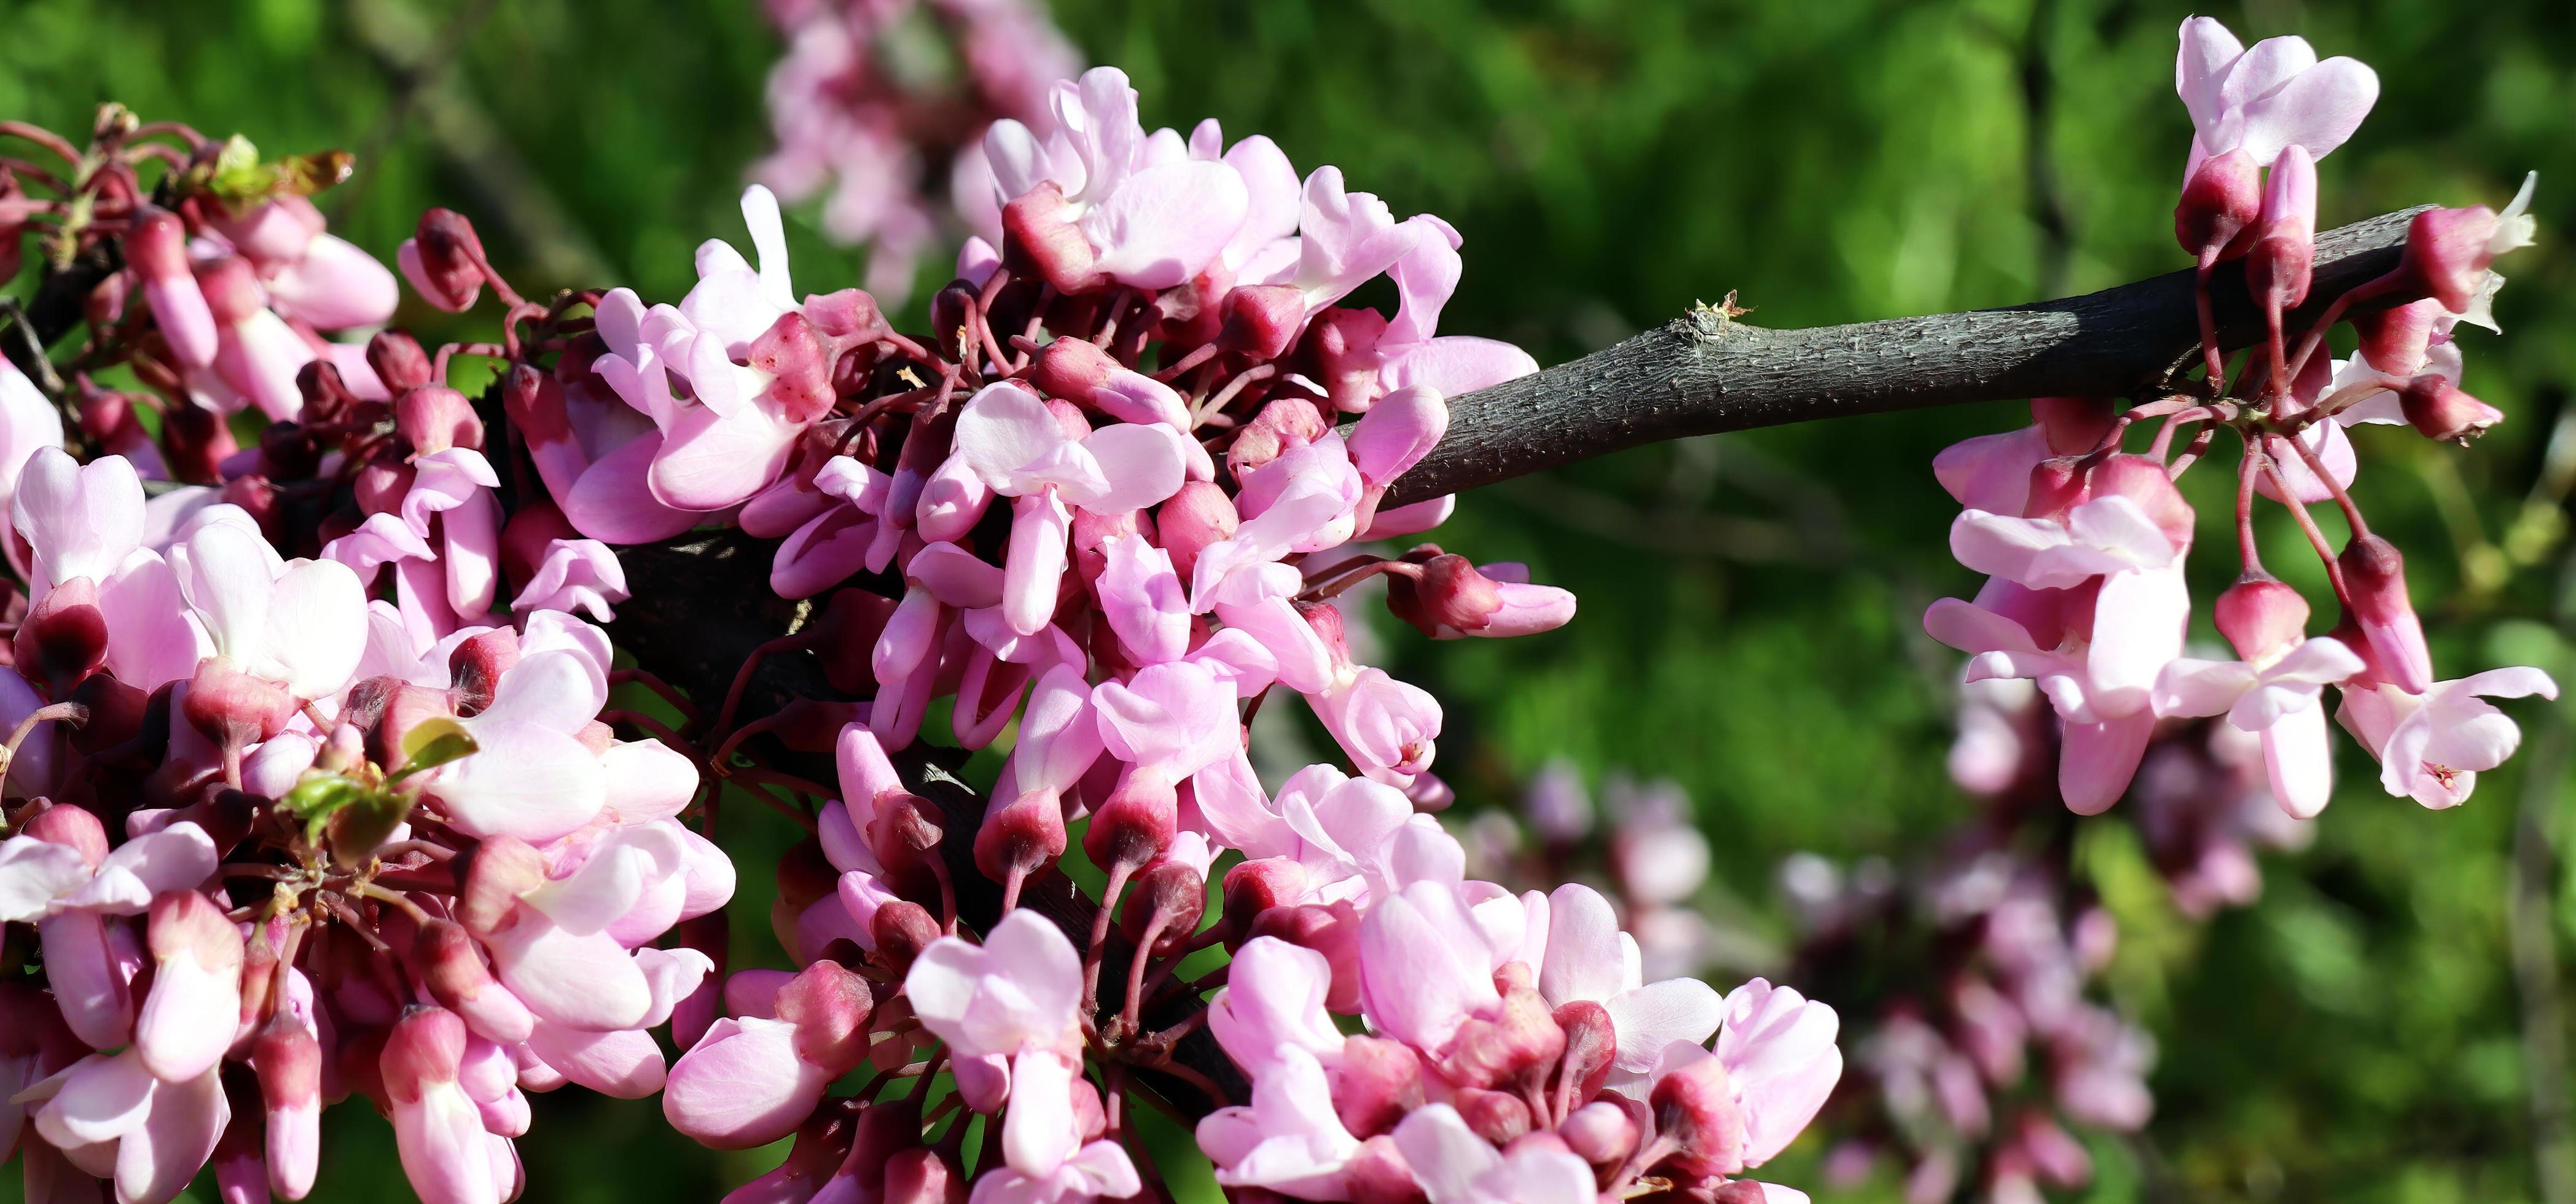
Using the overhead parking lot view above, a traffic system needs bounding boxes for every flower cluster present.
[1925,17,2556,825]
[0,115,722,1203]
[576,66,1833,1204]
[3,66,1838,1204]
[754,0,1080,300]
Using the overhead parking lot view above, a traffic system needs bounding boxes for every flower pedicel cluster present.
[0,69,1843,1204]
[0,119,721,1203]
[1927,18,2555,823]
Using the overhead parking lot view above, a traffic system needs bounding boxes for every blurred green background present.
[6,0,2575,1200]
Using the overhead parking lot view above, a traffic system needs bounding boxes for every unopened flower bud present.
[2394,202,2523,315]
[194,254,268,326]
[974,786,1071,888]
[2336,533,2434,693]
[21,801,109,865]
[1650,1050,1749,1178]
[138,888,247,1082]
[446,628,522,714]
[869,901,941,977]
[2398,375,2504,444]
[1000,183,1105,294]
[1388,553,1501,636]
[1084,770,1178,872]
[1229,397,1328,479]
[130,203,219,370]
[459,835,549,934]
[396,385,484,456]
[15,575,109,694]
[2246,146,2317,311]
[2030,397,2116,456]
[254,1012,324,1198]
[1034,335,1118,402]
[1118,854,1208,958]
[366,329,435,394]
[2352,299,2444,375]
[1559,1100,1638,1167]
[398,209,490,312]
[1157,481,1239,581]
[1552,999,1617,1112]
[1336,1035,1425,1139]
[2174,148,2261,262]
[1220,858,1307,945]
[1442,983,1566,1089]
[1454,1088,1533,1145]
[2214,575,2311,664]
[380,1006,469,1106]
[212,196,326,265]
[1219,284,1307,361]
[415,918,534,1044]
[1310,307,1390,412]
[776,960,875,1076]
[184,655,299,752]
[84,269,128,329]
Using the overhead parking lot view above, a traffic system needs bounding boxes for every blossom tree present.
[0,14,2554,1204]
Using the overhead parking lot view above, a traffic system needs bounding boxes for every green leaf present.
[280,772,370,846]
[186,135,353,216]
[328,789,415,869]
[390,718,479,784]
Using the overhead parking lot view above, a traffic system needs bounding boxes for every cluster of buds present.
[1926,17,2556,832]
[0,112,401,483]
[0,114,725,1203]
[754,0,1081,301]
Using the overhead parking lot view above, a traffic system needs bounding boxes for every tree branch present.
[1383,205,2425,507]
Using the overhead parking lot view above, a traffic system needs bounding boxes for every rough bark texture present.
[1384,206,2425,506]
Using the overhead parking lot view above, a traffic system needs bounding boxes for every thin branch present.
[1384,206,2427,507]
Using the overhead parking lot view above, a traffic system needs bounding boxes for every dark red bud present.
[1219,284,1307,361]
[406,209,490,312]
[2399,376,2504,444]
[2174,149,2260,262]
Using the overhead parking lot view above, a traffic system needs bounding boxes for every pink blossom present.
[2174,17,2379,182]
[2337,666,2559,808]
[1196,1045,1363,1200]
[1390,1103,1596,1204]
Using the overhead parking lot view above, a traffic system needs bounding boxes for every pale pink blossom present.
[2337,666,2559,808]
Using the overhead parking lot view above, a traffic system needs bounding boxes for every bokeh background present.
[6,0,2575,1200]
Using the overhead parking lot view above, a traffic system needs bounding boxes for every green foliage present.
[6,0,2574,1200]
